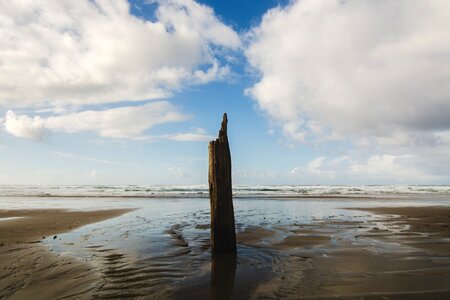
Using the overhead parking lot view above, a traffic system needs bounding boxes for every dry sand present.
[1,206,450,299]
[0,209,133,299]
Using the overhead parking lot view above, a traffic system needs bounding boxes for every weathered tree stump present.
[208,113,237,255]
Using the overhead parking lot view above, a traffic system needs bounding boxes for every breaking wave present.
[1,185,450,198]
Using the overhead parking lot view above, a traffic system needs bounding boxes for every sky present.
[0,0,449,185]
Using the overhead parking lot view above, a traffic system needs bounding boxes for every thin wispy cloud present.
[165,128,213,142]
[53,151,124,165]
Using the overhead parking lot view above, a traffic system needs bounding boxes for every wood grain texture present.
[208,113,237,255]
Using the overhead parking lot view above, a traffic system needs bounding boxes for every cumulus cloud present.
[4,110,46,140]
[290,154,440,183]
[0,0,239,107]
[246,0,450,145]
[290,156,334,179]
[4,101,188,140]
[349,155,428,180]
[0,0,241,142]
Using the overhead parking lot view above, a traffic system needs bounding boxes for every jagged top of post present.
[210,113,228,145]
[219,113,227,138]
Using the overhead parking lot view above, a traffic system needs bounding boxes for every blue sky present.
[0,0,449,185]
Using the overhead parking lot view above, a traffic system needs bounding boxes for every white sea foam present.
[0,217,24,221]
[0,185,449,198]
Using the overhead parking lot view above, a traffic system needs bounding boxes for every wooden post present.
[208,113,237,255]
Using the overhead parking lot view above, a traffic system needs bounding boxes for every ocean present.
[1,184,449,198]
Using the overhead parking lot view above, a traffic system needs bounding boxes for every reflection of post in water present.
[210,254,237,300]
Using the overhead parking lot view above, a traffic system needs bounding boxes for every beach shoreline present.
[1,204,450,299]
[0,208,135,299]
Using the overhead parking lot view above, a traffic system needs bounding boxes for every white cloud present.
[290,154,441,183]
[4,110,46,140]
[306,156,326,173]
[166,128,212,141]
[290,156,334,179]
[246,0,450,145]
[348,154,444,182]
[2,105,216,141]
[167,166,186,177]
[4,101,188,140]
[0,0,239,107]
[154,0,241,49]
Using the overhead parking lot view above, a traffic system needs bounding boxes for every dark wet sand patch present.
[237,226,277,246]
[0,208,135,300]
[349,206,450,255]
[241,206,450,299]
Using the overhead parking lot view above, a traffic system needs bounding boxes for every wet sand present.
[168,205,450,299]
[354,206,450,255]
[1,205,450,299]
[232,206,450,299]
[0,209,134,299]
